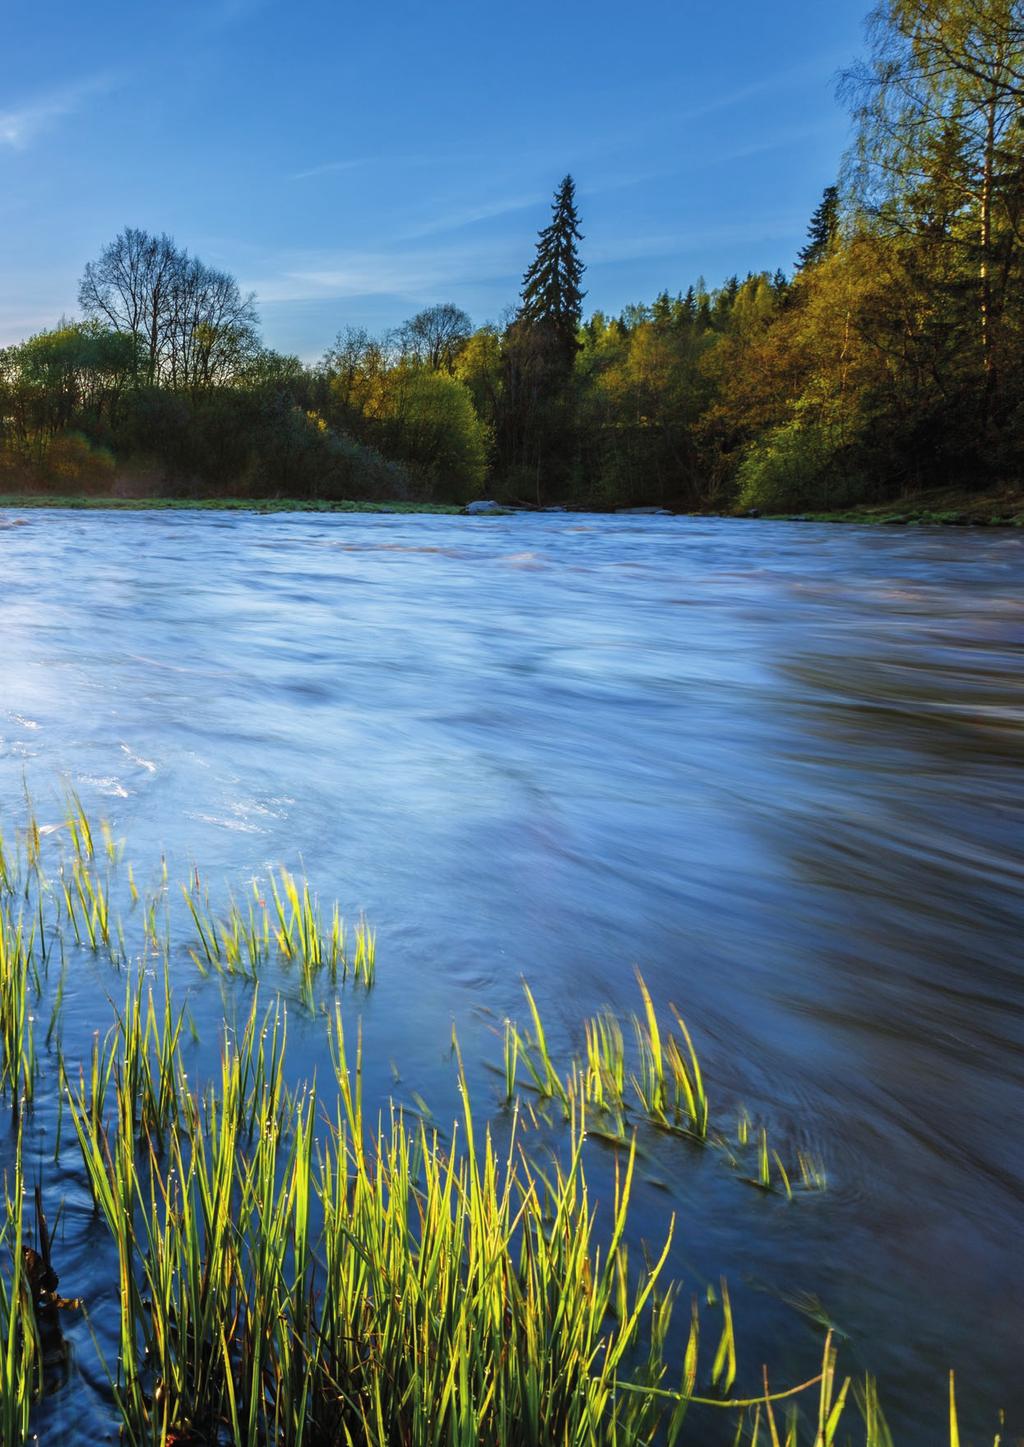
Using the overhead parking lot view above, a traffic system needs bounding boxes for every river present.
[1,508,1021,1443]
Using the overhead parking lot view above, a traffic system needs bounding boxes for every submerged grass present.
[0,1132,40,1444]
[63,1000,878,1447]
[185,868,375,1005]
[504,971,822,1200]
[0,910,38,1112]
[0,802,1005,1444]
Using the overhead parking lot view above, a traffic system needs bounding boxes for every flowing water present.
[1,508,1021,1443]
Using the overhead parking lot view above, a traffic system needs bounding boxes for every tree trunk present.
[979,88,997,421]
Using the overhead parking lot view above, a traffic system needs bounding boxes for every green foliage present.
[39,432,116,490]
[0,800,998,1444]
[455,325,504,431]
[519,173,586,364]
[797,186,841,270]
[737,417,849,514]
[6,48,1024,516]
[363,364,489,501]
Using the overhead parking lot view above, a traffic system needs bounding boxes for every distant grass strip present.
[0,494,463,514]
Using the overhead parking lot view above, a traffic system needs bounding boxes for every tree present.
[79,228,261,392]
[518,174,586,374]
[797,185,841,268]
[495,176,587,494]
[79,228,179,384]
[0,321,139,453]
[843,0,1024,430]
[366,365,489,500]
[323,326,399,435]
[399,303,472,373]
[455,326,504,432]
[164,257,261,393]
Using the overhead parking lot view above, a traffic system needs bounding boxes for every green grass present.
[184,867,375,1003]
[0,802,1004,1444]
[0,1132,40,1445]
[503,973,821,1201]
[0,494,464,514]
[755,482,1024,528]
[63,992,879,1447]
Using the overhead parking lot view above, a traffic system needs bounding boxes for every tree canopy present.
[3,7,1024,518]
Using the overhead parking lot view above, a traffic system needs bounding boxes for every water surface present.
[1,509,1021,1443]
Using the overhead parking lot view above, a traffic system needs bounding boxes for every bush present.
[368,367,489,502]
[736,416,865,513]
[251,407,410,500]
[40,432,116,491]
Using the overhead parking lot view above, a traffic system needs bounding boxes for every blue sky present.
[2,0,868,360]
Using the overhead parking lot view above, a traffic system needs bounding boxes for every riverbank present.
[1,482,1022,523]
[763,482,1024,527]
[0,494,463,514]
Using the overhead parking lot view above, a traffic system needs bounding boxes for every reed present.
[499,977,828,1203]
[59,799,124,961]
[0,904,38,1111]
[0,802,1000,1445]
[185,870,374,1003]
[630,972,710,1141]
[509,981,570,1110]
[0,1131,40,1443]
[584,1007,626,1111]
[68,995,863,1446]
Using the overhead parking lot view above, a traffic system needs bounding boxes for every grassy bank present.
[0,800,1003,1444]
[760,483,1024,527]
[2,485,1023,525]
[0,494,464,515]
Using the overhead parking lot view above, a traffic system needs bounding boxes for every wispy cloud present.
[587,218,804,268]
[670,50,850,127]
[289,158,374,182]
[196,0,273,33]
[242,235,523,306]
[290,150,486,184]
[693,122,844,171]
[242,197,805,313]
[0,76,111,149]
[397,194,542,242]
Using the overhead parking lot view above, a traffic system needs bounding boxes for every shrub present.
[368,366,489,501]
[39,432,116,491]
[736,415,866,513]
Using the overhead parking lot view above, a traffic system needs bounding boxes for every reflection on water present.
[0,509,1021,1443]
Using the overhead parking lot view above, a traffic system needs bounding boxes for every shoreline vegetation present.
[4,2,1024,520]
[0,480,1021,525]
[0,800,1001,1444]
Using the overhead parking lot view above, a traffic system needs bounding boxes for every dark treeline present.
[2,0,1023,511]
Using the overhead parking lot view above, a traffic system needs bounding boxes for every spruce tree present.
[797,185,840,269]
[519,174,586,373]
[651,290,673,327]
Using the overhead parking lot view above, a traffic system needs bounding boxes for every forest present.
[2,0,1023,516]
